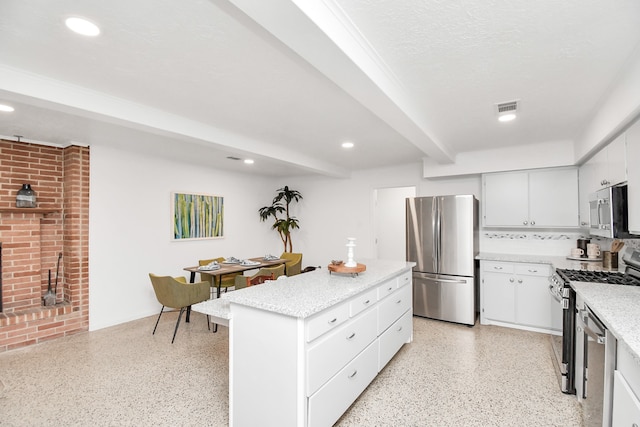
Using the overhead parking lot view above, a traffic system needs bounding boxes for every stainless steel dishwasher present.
[576,299,616,427]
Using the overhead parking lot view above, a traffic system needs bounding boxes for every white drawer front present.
[378,284,412,335]
[378,309,412,371]
[306,302,350,343]
[514,263,550,277]
[306,307,377,396]
[308,340,378,427]
[482,261,515,274]
[350,287,378,317]
[396,270,412,289]
[377,278,398,300]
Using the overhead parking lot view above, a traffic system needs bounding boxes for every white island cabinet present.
[225,260,414,427]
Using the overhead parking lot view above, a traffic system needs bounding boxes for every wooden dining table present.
[184,257,287,298]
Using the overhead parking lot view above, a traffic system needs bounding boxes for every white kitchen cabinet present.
[483,167,580,228]
[627,118,640,234]
[229,268,413,427]
[613,345,640,426]
[480,261,561,334]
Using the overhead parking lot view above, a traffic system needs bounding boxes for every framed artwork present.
[172,192,223,240]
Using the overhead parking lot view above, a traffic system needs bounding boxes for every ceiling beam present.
[0,64,351,178]
[224,0,454,164]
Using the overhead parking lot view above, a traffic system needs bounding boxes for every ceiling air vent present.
[496,101,518,114]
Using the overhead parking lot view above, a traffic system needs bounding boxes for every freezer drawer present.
[413,272,475,325]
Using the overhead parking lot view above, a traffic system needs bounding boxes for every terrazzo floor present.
[0,313,582,426]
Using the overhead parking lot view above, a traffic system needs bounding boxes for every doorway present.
[373,186,416,261]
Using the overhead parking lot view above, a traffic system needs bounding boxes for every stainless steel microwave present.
[589,184,638,238]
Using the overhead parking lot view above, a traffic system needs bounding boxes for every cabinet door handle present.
[328,318,337,325]
[493,266,503,270]
[387,286,393,292]
[346,332,356,340]
[397,326,403,332]
[396,299,402,304]
[348,370,358,379]
[528,269,537,273]
[363,299,370,305]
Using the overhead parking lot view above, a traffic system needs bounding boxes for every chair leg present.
[152,306,165,335]
[206,314,210,331]
[171,307,186,344]
[213,323,218,333]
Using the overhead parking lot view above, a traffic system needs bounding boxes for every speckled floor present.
[0,313,582,426]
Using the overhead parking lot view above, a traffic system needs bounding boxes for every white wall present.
[290,162,482,268]
[89,143,280,330]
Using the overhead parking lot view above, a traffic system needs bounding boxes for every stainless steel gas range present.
[548,250,640,395]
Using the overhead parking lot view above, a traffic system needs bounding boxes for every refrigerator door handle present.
[434,197,440,273]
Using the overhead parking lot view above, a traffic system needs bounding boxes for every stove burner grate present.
[557,269,640,286]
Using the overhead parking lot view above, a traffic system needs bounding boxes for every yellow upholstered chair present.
[234,264,285,290]
[280,252,302,276]
[198,257,242,297]
[149,274,209,343]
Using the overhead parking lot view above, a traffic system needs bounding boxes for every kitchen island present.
[224,259,414,427]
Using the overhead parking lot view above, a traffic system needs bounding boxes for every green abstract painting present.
[173,192,223,240]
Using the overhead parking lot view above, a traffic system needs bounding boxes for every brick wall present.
[0,139,89,352]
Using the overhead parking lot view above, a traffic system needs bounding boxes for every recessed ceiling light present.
[0,104,15,112]
[65,17,100,36]
[341,141,354,149]
[498,113,516,122]
[244,159,254,165]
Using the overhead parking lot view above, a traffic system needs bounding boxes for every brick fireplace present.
[0,139,89,352]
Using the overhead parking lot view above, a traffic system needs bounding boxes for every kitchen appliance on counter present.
[548,250,640,395]
[406,195,478,326]
[589,184,639,238]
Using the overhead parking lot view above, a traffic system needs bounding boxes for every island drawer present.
[378,284,412,335]
[306,302,350,342]
[482,261,515,273]
[379,309,412,371]
[307,340,378,427]
[350,287,378,317]
[306,307,377,396]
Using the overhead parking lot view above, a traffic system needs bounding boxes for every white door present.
[374,186,416,261]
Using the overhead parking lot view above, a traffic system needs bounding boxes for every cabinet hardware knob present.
[348,370,358,379]
[396,299,402,304]
[509,278,514,283]
[328,318,337,324]
[523,220,528,225]
[363,300,370,305]
[397,326,403,332]
[518,279,523,284]
[387,287,393,291]
[346,332,356,340]
[531,220,535,225]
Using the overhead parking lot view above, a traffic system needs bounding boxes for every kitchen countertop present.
[478,252,640,365]
[224,259,415,318]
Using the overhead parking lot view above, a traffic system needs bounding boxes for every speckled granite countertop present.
[478,252,640,364]
[224,259,415,318]
[570,282,640,365]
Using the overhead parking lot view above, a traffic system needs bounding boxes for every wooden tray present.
[327,263,366,276]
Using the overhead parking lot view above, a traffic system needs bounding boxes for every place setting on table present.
[185,255,285,283]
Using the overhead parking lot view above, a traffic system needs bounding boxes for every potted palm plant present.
[259,186,303,252]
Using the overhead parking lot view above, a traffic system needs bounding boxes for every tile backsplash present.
[480,230,640,257]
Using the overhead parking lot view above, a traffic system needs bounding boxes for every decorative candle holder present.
[344,237,357,267]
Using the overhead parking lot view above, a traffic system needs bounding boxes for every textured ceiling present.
[0,0,639,177]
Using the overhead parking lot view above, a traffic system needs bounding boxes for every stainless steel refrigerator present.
[406,195,479,325]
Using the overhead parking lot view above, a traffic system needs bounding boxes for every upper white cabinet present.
[483,167,580,228]
[626,118,640,234]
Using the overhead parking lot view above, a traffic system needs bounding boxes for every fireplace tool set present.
[43,252,62,307]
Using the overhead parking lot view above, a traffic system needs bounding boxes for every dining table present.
[184,257,287,298]
[183,257,286,325]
